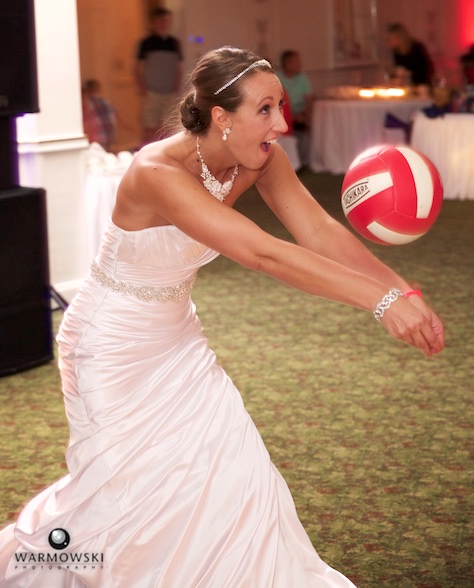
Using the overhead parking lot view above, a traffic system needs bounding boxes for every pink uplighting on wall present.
[459,0,474,47]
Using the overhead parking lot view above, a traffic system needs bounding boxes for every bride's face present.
[227,71,288,169]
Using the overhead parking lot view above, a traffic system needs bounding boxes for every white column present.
[16,0,90,300]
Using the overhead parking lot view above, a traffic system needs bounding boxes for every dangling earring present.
[222,127,231,142]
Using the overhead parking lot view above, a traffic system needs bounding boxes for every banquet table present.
[84,144,134,259]
[278,135,301,170]
[410,112,474,200]
[310,97,430,174]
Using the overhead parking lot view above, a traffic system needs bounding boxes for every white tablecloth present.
[310,98,430,174]
[85,144,134,259]
[85,171,124,259]
[411,112,474,200]
[278,135,301,170]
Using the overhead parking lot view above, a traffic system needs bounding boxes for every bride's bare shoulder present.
[113,133,196,225]
[127,133,191,179]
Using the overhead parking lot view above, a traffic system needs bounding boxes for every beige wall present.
[376,0,463,84]
[18,0,464,296]
[18,0,90,297]
[76,0,465,152]
[76,0,147,151]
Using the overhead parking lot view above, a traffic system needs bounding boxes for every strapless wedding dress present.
[0,221,356,587]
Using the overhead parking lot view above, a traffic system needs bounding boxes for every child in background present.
[82,79,117,152]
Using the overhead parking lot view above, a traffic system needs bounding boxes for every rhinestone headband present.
[214,59,271,95]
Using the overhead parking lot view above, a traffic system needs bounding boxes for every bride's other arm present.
[116,146,444,357]
[256,145,444,356]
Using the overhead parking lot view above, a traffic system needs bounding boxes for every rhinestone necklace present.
[196,137,239,202]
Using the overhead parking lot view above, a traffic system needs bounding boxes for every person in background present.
[82,79,117,152]
[276,50,313,167]
[134,7,183,144]
[281,87,294,135]
[387,23,435,90]
[458,45,474,113]
[459,45,474,85]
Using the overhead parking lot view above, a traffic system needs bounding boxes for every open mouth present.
[261,139,278,152]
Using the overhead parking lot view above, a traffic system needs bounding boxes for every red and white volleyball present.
[341,145,443,245]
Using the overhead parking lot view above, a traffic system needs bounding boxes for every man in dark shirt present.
[387,23,435,88]
[135,8,182,143]
[460,45,474,85]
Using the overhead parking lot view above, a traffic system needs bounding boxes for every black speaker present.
[0,0,39,117]
[0,187,53,376]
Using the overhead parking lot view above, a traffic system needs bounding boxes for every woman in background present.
[387,22,435,89]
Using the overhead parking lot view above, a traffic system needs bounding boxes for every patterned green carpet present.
[1,170,473,587]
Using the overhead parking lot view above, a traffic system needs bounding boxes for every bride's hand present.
[380,295,444,357]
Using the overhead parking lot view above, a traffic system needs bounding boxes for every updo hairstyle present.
[180,46,273,135]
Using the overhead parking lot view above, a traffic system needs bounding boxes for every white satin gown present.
[0,219,357,587]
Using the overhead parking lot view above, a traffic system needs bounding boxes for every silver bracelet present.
[373,288,404,321]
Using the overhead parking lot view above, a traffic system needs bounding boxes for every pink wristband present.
[403,290,422,298]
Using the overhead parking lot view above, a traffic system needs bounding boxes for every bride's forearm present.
[254,237,403,313]
[296,218,412,294]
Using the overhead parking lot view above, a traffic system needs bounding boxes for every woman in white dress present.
[0,47,444,587]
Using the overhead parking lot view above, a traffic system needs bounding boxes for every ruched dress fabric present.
[0,221,356,588]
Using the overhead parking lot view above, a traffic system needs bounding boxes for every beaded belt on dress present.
[90,261,196,303]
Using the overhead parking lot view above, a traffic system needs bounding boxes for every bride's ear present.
[210,106,231,134]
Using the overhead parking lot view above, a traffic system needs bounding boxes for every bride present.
[0,46,443,587]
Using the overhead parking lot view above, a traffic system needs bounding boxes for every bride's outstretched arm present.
[256,146,444,356]
[115,145,444,357]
